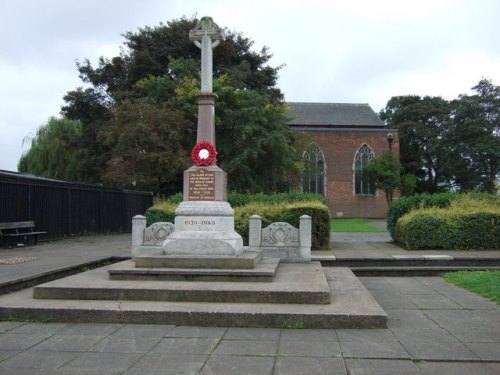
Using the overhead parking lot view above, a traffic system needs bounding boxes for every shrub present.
[234,201,331,249]
[228,191,327,207]
[387,192,499,240]
[163,192,327,207]
[145,201,177,226]
[146,198,331,250]
[395,196,500,249]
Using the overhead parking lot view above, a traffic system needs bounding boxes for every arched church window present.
[354,144,375,195]
[302,143,325,195]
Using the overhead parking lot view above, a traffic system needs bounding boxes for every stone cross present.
[189,17,225,93]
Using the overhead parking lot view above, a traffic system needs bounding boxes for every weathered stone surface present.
[0,265,388,328]
[109,257,278,282]
[134,250,262,269]
[163,200,243,256]
[34,261,329,304]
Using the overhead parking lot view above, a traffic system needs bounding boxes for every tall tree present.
[99,100,191,195]
[18,117,85,181]
[380,95,452,193]
[448,79,500,192]
[54,16,296,193]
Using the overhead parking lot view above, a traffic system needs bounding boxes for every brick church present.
[287,102,399,218]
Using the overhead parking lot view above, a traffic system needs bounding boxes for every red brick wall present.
[298,130,399,218]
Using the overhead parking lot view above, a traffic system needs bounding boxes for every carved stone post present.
[249,215,262,251]
[131,215,146,258]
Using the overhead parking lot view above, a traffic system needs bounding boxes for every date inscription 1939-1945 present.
[184,220,216,226]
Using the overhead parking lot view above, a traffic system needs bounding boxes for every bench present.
[0,221,47,248]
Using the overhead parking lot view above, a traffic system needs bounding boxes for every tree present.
[99,100,191,195]
[380,95,452,193]
[53,16,296,193]
[18,117,85,181]
[361,151,415,204]
[448,79,500,193]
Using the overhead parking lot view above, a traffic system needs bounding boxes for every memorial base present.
[163,201,243,256]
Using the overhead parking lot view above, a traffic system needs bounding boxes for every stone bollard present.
[299,215,312,261]
[248,215,262,251]
[131,215,146,258]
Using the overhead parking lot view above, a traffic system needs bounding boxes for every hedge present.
[387,192,500,240]
[233,201,331,249]
[145,201,177,226]
[164,192,326,207]
[395,197,500,250]
[145,200,331,250]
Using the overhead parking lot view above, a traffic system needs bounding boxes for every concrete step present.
[33,261,331,305]
[0,267,387,329]
[109,257,279,282]
[135,250,263,269]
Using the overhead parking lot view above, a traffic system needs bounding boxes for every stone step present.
[33,261,331,305]
[109,257,279,282]
[0,267,387,329]
[135,250,263,270]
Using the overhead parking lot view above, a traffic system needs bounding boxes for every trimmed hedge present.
[234,201,331,249]
[145,199,331,250]
[395,197,500,249]
[145,201,177,226]
[164,192,326,207]
[387,192,500,240]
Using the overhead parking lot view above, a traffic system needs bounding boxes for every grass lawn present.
[330,218,386,233]
[443,270,500,304]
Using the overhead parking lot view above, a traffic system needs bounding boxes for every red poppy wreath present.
[191,141,217,166]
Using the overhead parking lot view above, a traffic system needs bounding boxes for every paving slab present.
[344,358,420,375]
[129,353,208,374]
[273,357,347,375]
[199,354,275,375]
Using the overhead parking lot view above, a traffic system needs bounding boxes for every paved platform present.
[0,231,499,373]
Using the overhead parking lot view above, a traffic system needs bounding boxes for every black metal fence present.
[0,170,153,241]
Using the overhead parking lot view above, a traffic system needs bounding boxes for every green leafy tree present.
[18,117,85,181]
[55,16,295,193]
[447,79,500,192]
[361,151,415,204]
[99,100,191,194]
[380,95,452,193]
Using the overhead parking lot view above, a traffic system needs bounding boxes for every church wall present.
[297,130,399,218]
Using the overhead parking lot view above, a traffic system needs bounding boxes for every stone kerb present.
[249,215,311,262]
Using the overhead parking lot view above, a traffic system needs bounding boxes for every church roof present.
[286,102,384,128]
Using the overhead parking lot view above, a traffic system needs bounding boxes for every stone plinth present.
[163,201,243,256]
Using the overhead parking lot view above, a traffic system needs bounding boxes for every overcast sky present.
[1,0,499,172]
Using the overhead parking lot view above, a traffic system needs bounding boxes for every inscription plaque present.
[188,169,216,201]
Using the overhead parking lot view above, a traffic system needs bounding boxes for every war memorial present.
[0,17,386,329]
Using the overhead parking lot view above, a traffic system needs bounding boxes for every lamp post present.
[387,133,393,151]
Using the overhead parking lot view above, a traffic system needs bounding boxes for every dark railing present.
[0,170,153,241]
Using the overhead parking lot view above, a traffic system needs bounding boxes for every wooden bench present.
[0,221,47,248]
